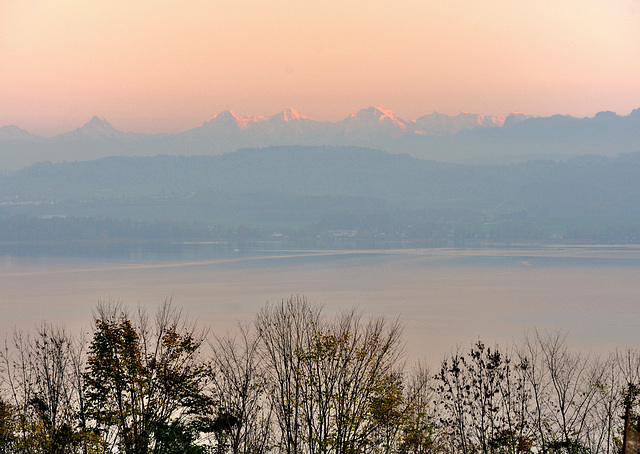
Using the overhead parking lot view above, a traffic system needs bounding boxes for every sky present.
[1,0,640,136]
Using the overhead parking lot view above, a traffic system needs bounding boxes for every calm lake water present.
[1,244,639,366]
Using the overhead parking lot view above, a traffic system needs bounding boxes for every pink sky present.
[1,0,640,136]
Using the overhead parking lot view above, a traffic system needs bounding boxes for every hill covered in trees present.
[1,147,640,245]
[1,297,639,453]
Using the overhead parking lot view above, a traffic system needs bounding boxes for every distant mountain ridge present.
[1,106,639,170]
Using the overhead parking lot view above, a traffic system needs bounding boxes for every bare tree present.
[254,296,320,454]
[328,313,404,454]
[0,322,90,453]
[209,324,272,454]
[399,362,441,454]
[494,350,534,454]
[520,331,605,454]
[296,308,405,454]
[582,353,624,454]
[436,341,534,454]
[254,296,408,454]
[616,348,640,397]
[435,347,473,454]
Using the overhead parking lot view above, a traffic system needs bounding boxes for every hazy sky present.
[2,0,640,136]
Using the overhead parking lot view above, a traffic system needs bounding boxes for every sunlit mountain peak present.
[210,110,265,129]
[272,107,312,122]
[371,105,400,120]
[348,105,407,129]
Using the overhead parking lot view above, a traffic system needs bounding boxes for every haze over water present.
[2,245,638,366]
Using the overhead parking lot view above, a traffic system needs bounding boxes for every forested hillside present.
[2,147,640,243]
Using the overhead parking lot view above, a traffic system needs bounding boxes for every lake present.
[1,243,639,366]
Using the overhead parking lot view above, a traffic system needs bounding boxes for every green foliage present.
[154,421,209,454]
[622,382,640,410]
[83,301,212,454]
[0,398,17,454]
[545,438,589,454]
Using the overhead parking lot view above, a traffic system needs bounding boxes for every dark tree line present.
[1,297,639,454]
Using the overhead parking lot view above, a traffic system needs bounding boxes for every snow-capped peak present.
[207,110,265,129]
[347,105,407,130]
[214,110,244,121]
[272,107,312,122]
[372,105,400,120]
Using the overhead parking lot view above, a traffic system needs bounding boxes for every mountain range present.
[1,106,640,170]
